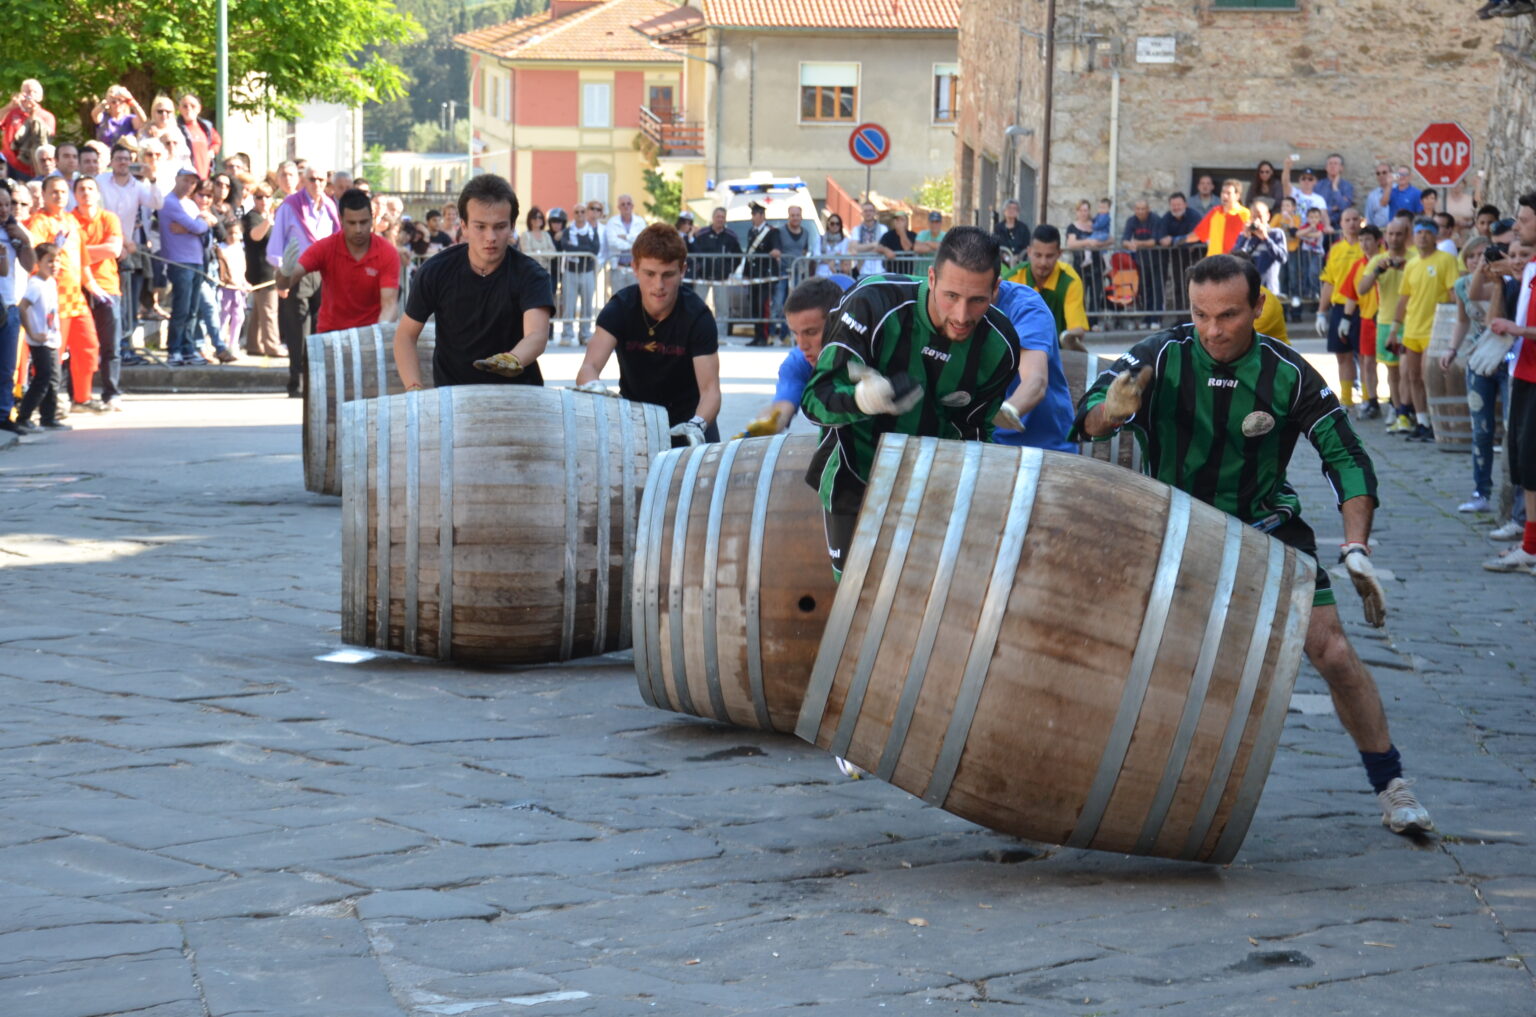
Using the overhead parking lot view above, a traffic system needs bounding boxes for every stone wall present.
[1486,18,1536,211]
[959,0,1499,230]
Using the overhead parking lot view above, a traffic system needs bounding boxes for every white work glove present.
[669,416,707,447]
[848,362,922,417]
[1467,333,1514,377]
[1338,316,1352,340]
[280,236,301,277]
[1340,542,1386,628]
[1101,367,1151,425]
[1314,311,1329,337]
[992,401,1024,431]
[575,379,621,397]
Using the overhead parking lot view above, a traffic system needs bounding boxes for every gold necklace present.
[641,306,658,337]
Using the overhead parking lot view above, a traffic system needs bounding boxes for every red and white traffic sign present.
[1413,122,1472,187]
[849,123,890,166]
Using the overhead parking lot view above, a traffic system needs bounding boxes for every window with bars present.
[799,63,858,123]
[933,63,959,124]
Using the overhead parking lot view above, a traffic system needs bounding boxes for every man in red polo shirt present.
[274,188,398,332]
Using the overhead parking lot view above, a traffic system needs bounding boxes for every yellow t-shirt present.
[1256,285,1288,344]
[1320,240,1363,305]
[1366,250,1418,329]
[1399,250,1460,340]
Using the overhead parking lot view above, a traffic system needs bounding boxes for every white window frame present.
[581,82,613,129]
[582,173,610,206]
[797,61,859,126]
[500,76,511,123]
[932,62,959,125]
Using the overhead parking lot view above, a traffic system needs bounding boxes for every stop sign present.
[1413,122,1472,186]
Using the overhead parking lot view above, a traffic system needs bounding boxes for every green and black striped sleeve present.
[1069,334,1167,442]
[1283,350,1378,508]
[800,284,898,428]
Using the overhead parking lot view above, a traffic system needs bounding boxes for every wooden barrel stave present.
[342,385,668,663]
[306,321,438,495]
[634,434,837,734]
[1425,303,1471,453]
[795,435,1313,862]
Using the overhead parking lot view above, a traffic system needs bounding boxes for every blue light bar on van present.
[726,180,807,193]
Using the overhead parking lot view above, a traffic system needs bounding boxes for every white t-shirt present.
[21,275,60,348]
[1437,238,1458,256]
[1290,188,1327,218]
[96,172,153,246]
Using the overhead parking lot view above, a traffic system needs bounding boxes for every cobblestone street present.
[1,347,1533,1016]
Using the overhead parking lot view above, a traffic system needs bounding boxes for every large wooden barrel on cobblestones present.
[633,434,836,734]
[341,385,670,663]
[795,435,1314,863]
[1425,304,1471,453]
[305,321,438,495]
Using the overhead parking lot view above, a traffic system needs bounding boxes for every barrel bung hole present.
[798,595,817,613]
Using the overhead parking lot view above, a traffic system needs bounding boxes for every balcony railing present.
[639,105,704,157]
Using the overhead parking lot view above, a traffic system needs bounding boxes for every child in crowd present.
[14,242,66,432]
[1276,196,1303,304]
[1091,198,1112,243]
[216,219,249,353]
[1297,206,1328,302]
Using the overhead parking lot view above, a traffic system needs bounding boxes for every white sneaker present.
[1457,494,1490,513]
[1482,546,1536,572]
[1377,777,1434,835]
[1489,520,1523,541]
[834,756,869,780]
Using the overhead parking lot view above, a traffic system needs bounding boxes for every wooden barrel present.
[794,435,1314,863]
[340,385,670,663]
[305,321,438,495]
[633,434,837,734]
[1425,303,1471,453]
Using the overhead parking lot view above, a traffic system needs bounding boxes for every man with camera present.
[1231,197,1288,294]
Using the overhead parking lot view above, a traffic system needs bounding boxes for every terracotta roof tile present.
[702,0,958,30]
[454,0,682,62]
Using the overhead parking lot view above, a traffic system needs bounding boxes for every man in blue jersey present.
[990,279,1076,452]
[743,276,847,435]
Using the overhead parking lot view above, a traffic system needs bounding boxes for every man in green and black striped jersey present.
[1072,253,1433,837]
[801,227,1020,580]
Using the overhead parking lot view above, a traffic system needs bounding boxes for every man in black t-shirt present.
[575,223,722,447]
[394,174,554,389]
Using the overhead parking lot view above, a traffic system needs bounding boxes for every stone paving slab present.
[0,386,1533,1015]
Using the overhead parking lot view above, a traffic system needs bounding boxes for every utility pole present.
[216,0,229,137]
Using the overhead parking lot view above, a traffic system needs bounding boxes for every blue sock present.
[1360,746,1403,794]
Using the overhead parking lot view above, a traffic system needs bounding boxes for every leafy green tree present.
[407,118,470,154]
[361,142,387,184]
[4,0,422,138]
[641,167,682,224]
[913,172,955,219]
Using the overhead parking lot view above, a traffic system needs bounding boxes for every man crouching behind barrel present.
[1072,252,1434,838]
[392,174,554,391]
[575,223,722,449]
[800,227,1020,580]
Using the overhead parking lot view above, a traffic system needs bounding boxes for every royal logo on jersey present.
[1208,377,1238,388]
[839,312,868,335]
[922,346,951,363]
[1121,353,1141,367]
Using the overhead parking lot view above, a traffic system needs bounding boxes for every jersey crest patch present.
[1242,411,1276,437]
[939,391,972,408]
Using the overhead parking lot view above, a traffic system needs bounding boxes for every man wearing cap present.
[914,210,947,268]
[1282,158,1329,224]
[772,204,820,340]
[741,201,780,346]
[674,209,695,246]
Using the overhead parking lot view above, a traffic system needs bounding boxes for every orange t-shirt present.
[1193,204,1253,257]
[26,209,86,318]
[74,207,123,297]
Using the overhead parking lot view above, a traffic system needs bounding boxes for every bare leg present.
[1360,355,1378,404]
[1402,349,1427,417]
[1304,605,1391,753]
